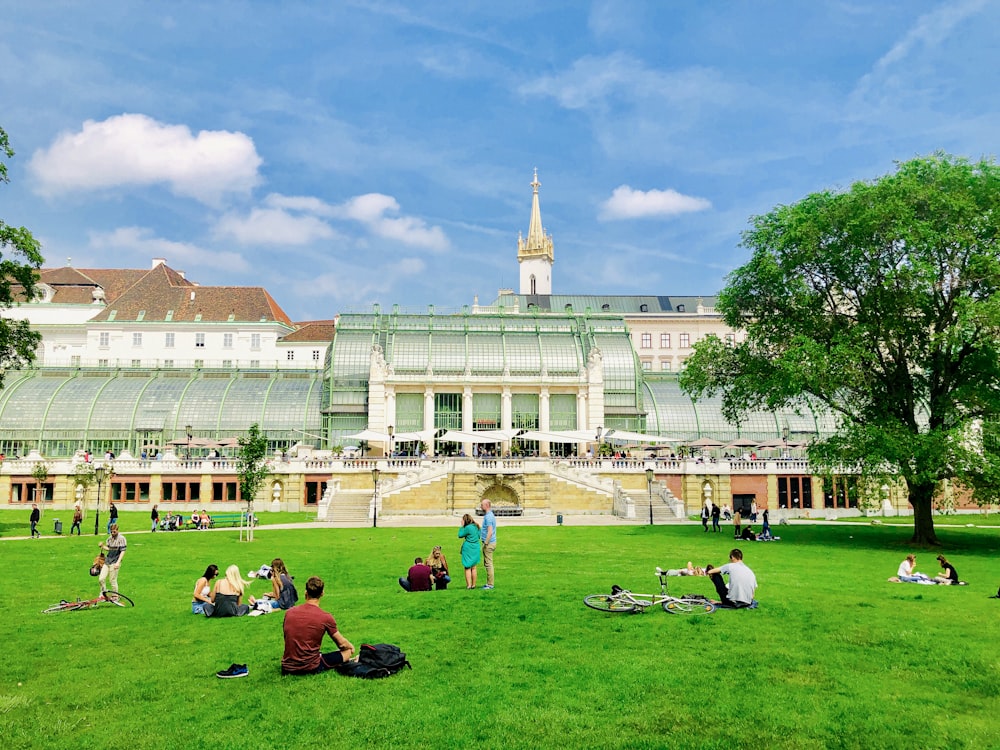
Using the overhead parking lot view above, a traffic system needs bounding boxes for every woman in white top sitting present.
[192,564,219,614]
[896,554,933,583]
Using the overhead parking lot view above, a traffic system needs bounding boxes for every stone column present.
[462,386,474,457]
[424,387,435,457]
[539,386,550,457]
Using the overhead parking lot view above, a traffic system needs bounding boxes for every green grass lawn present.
[3,522,999,749]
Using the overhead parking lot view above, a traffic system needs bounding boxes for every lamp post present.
[93,465,106,536]
[646,466,655,526]
[387,425,394,460]
[371,467,381,528]
[185,424,193,460]
[595,426,602,459]
[781,424,789,456]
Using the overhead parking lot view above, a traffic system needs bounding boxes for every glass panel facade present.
[434,392,462,429]
[549,393,577,430]
[473,393,501,431]
[0,369,322,456]
[512,394,539,429]
[394,393,424,432]
[429,333,465,374]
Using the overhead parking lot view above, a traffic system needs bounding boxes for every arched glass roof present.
[0,368,322,456]
[642,377,838,441]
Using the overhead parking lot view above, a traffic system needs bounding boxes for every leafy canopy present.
[0,126,44,387]
[680,154,1000,544]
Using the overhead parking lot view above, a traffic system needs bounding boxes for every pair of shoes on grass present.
[217,663,249,679]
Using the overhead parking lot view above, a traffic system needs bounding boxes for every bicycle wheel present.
[42,600,85,614]
[664,599,716,615]
[99,592,135,608]
[584,594,636,613]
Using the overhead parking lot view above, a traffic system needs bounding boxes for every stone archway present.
[476,475,523,513]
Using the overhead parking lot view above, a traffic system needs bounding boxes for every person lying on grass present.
[663,562,706,576]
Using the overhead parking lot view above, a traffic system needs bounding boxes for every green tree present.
[0,127,44,387]
[237,423,270,541]
[679,154,1000,545]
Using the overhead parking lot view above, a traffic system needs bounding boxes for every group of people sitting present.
[189,511,213,530]
[156,513,187,531]
[889,554,966,585]
[192,557,300,617]
[398,546,451,591]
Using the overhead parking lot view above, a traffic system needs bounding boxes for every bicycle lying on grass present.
[584,567,716,614]
[43,591,135,613]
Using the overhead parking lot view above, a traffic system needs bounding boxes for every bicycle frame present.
[584,569,716,614]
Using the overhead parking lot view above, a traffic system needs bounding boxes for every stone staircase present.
[317,488,371,524]
[621,489,685,523]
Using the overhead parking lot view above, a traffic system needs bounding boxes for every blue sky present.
[3,1,999,322]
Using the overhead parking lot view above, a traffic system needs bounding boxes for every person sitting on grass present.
[933,555,967,586]
[706,549,758,609]
[889,554,934,584]
[740,525,757,541]
[192,564,219,614]
[204,565,253,617]
[398,557,432,592]
[427,545,450,590]
[281,575,356,675]
[270,558,299,608]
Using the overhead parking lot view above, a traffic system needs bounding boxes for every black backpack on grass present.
[335,643,411,679]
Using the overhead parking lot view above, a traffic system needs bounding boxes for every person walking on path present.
[150,504,159,532]
[71,506,83,535]
[711,503,721,532]
[99,523,127,596]
[30,503,41,538]
[480,499,497,590]
[107,502,118,534]
[700,503,710,532]
[281,576,355,675]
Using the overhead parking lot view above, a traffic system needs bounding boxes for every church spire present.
[517,168,554,295]
[517,168,554,263]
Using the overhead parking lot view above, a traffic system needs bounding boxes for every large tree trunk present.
[908,480,940,545]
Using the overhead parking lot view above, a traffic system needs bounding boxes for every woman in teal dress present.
[458,513,481,589]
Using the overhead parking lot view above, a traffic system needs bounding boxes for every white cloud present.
[214,207,337,246]
[89,227,250,273]
[519,53,729,111]
[255,192,449,251]
[29,113,262,205]
[599,185,711,221]
[337,193,449,250]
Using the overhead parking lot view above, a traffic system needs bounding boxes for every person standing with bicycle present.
[99,523,127,597]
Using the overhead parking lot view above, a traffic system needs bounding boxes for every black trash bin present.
[556,514,563,526]
[53,519,63,535]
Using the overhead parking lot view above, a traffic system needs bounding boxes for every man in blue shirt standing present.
[480,500,496,590]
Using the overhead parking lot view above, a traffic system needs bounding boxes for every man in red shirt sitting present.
[398,557,432,592]
[281,576,355,675]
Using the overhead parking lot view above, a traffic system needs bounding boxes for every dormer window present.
[676,304,685,313]
[136,310,145,321]
[640,304,648,312]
